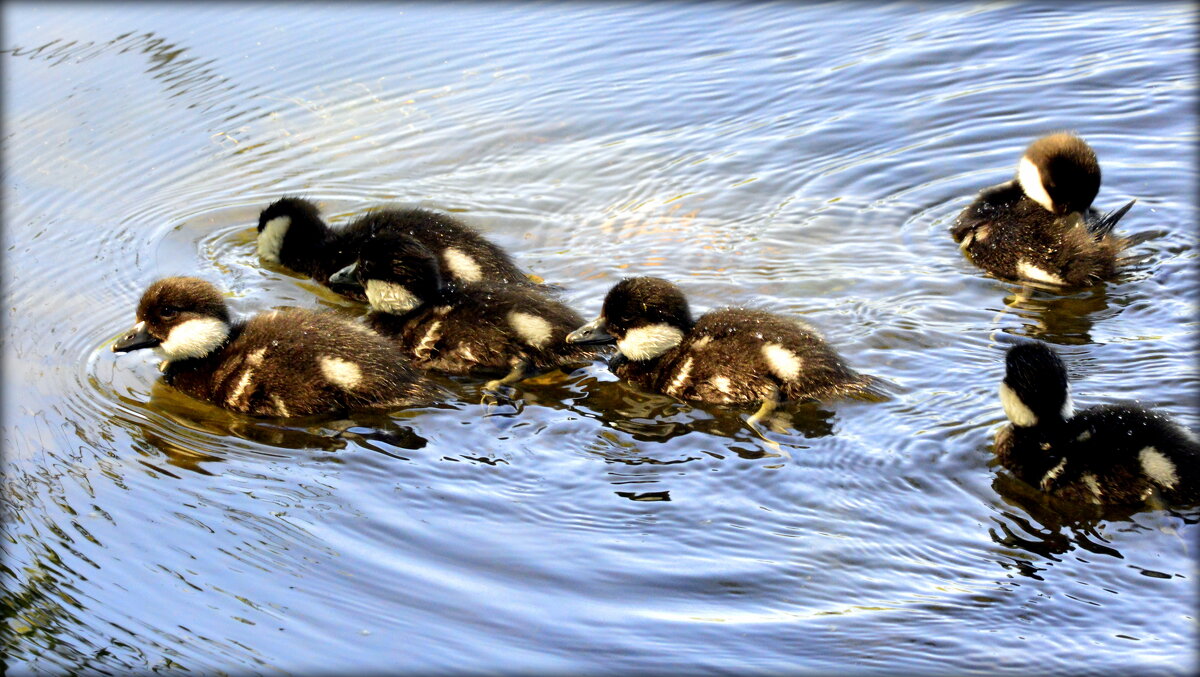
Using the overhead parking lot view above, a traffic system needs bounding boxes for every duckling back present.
[620,308,875,405]
[166,309,439,417]
[338,208,530,287]
[367,282,597,376]
[1041,404,1200,505]
[954,187,1127,286]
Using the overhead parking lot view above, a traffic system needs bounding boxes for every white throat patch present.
[1017,156,1056,213]
[999,382,1038,427]
[617,323,684,361]
[257,215,291,263]
[158,317,230,360]
[442,247,483,283]
[365,280,421,315]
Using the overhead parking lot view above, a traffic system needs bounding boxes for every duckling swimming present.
[564,276,878,426]
[951,133,1136,287]
[995,341,1199,506]
[328,232,598,391]
[256,197,530,298]
[112,276,440,417]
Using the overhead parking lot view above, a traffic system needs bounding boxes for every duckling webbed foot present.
[481,360,532,405]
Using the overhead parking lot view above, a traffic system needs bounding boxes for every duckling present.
[255,196,530,298]
[112,276,440,417]
[995,341,1199,506]
[327,232,598,391]
[951,133,1136,287]
[564,276,878,426]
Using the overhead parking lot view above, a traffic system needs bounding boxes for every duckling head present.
[256,196,328,266]
[330,232,442,315]
[113,276,231,361]
[1016,132,1101,216]
[1000,341,1075,428]
[566,276,693,361]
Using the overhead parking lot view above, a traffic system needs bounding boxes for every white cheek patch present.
[762,343,803,381]
[320,356,362,390]
[999,382,1038,427]
[1138,447,1179,489]
[507,311,553,349]
[257,215,291,263]
[1016,260,1066,285]
[667,356,694,396]
[442,247,483,283]
[365,280,421,314]
[617,323,684,361]
[158,318,230,360]
[1018,156,1056,213]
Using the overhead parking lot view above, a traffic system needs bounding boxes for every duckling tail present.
[1089,198,1136,238]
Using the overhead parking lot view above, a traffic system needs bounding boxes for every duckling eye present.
[160,306,179,320]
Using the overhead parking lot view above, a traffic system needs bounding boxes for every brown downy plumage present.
[566,277,879,424]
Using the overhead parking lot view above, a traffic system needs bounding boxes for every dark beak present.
[565,317,614,345]
[329,263,362,289]
[112,321,160,353]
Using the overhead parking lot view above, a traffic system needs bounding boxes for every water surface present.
[2,2,1197,675]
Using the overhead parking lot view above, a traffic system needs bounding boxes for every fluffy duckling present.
[564,276,878,425]
[995,341,1199,506]
[328,232,598,391]
[112,276,440,417]
[256,197,530,298]
[951,133,1136,287]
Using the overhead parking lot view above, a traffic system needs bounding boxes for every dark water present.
[3,2,1197,675]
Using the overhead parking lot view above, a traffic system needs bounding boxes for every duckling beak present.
[565,316,614,345]
[329,263,363,290]
[112,321,160,353]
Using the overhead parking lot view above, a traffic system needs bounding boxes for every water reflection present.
[988,466,1200,578]
[5,2,1197,674]
[121,381,432,470]
[994,282,1115,346]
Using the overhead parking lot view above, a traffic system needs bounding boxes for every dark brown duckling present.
[951,133,1136,287]
[329,233,597,392]
[995,341,1199,506]
[112,276,440,417]
[565,276,879,426]
[256,196,531,299]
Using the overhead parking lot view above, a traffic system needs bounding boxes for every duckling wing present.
[951,180,1022,243]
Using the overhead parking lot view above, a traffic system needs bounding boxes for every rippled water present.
[3,2,1197,675]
